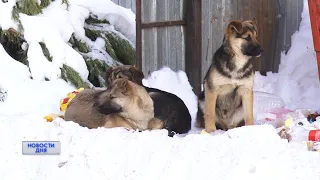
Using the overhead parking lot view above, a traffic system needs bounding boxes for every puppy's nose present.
[260,48,264,53]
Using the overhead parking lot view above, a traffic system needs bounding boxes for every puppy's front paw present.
[205,126,217,133]
[245,120,254,126]
[204,114,216,133]
[204,120,217,133]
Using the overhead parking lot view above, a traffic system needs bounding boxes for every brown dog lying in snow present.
[104,65,192,137]
[64,78,163,130]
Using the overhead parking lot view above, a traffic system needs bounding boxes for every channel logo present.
[22,141,61,155]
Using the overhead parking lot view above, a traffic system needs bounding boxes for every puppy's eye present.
[116,74,122,79]
[109,94,117,99]
[243,35,251,41]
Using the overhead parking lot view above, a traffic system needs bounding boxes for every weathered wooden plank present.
[136,0,142,69]
[156,0,166,22]
[131,0,136,14]
[266,0,275,72]
[186,0,202,95]
[141,0,156,23]
[208,0,219,79]
[176,26,186,71]
[262,0,268,72]
[275,0,286,71]
[298,0,304,27]
[216,0,224,56]
[231,0,238,20]
[142,28,157,74]
[251,0,258,20]
[269,0,278,72]
[141,26,186,75]
[292,0,298,32]
[224,0,232,22]
[201,0,210,80]
[272,0,281,72]
[255,0,264,72]
[112,0,136,13]
[212,0,221,61]
[248,0,259,72]
[237,0,243,20]
[141,20,185,29]
[243,0,251,19]
[141,0,184,23]
[156,26,167,69]
[285,0,292,52]
[119,0,131,11]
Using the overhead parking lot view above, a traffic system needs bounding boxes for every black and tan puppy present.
[64,78,159,131]
[196,20,264,133]
[104,65,192,136]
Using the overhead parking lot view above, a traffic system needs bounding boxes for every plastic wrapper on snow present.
[253,91,285,121]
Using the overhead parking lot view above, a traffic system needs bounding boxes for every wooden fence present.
[111,0,136,13]
[113,0,304,94]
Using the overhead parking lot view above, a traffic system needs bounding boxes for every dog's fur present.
[196,20,264,133]
[104,65,192,136]
[105,65,144,87]
[64,78,159,130]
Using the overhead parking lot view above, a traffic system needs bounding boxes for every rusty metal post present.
[186,0,202,95]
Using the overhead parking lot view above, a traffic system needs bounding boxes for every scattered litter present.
[0,86,7,102]
[58,161,68,168]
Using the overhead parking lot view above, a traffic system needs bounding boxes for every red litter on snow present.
[264,107,293,121]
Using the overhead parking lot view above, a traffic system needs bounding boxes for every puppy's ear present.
[118,78,128,87]
[114,78,131,94]
[228,20,243,34]
[129,67,144,85]
[248,20,258,34]
[105,66,114,78]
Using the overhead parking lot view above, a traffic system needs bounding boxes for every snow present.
[142,67,198,126]
[69,0,136,45]
[0,0,320,179]
[0,0,17,30]
[19,1,89,81]
[0,43,74,115]
[27,42,55,80]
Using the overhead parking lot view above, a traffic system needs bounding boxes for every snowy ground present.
[0,0,320,179]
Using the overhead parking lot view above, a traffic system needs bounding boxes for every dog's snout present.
[243,43,264,57]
